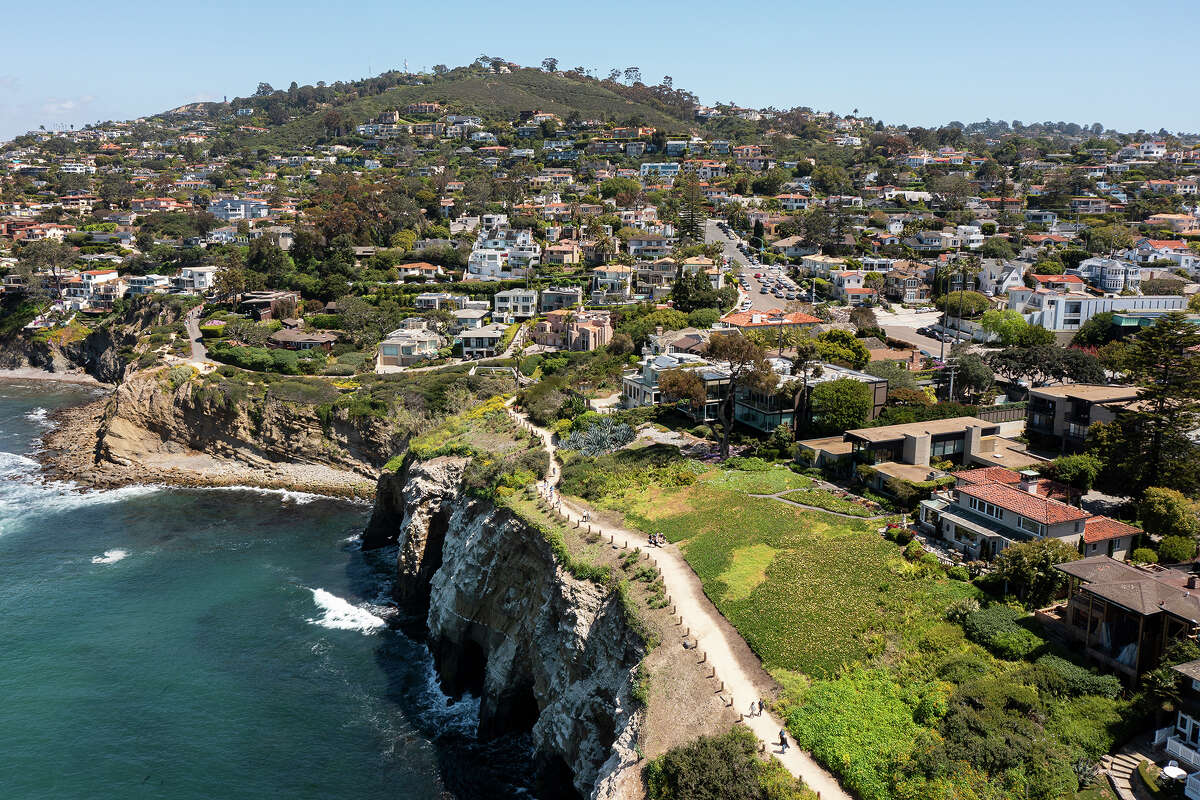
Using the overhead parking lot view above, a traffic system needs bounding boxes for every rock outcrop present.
[367,459,645,800]
[94,370,396,476]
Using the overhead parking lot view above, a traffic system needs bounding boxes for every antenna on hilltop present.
[404,59,409,74]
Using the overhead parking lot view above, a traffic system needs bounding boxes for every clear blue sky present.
[2,0,1196,141]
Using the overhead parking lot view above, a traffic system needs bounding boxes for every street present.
[704,219,798,312]
[874,307,946,356]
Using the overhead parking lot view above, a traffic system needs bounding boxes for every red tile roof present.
[1083,516,1141,544]
[957,482,1089,524]
[953,466,1022,486]
[719,309,821,327]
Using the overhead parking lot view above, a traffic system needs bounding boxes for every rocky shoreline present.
[38,397,378,500]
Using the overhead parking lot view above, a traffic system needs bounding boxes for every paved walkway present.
[506,403,851,800]
[184,306,210,364]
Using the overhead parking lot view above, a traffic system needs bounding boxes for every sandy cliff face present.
[94,370,395,477]
[367,459,645,800]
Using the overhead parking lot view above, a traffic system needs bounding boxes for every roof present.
[1173,659,1200,681]
[719,308,821,327]
[954,466,1023,486]
[1028,383,1139,403]
[1056,555,1200,621]
[268,329,338,345]
[957,482,1089,524]
[845,416,997,443]
[1083,516,1141,544]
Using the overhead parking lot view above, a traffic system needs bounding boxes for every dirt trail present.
[507,404,851,800]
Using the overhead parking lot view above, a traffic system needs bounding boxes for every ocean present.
[0,380,534,799]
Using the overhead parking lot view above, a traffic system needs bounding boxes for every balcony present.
[1167,736,1200,769]
[1187,771,1200,800]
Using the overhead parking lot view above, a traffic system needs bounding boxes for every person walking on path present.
[779,730,789,751]
[758,699,765,716]
[749,701,757,717]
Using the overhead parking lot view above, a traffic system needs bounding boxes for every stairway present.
[1105,751,1145,800]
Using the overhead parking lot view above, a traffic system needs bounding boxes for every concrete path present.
[183,306,211,364]
[506,403,851,800]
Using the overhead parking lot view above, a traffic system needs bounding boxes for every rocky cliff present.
[366,458,645,800]
[0,301,181,383]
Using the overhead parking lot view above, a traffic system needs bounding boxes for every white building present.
[1073,257,1142,294]
[1007,288,1184,331]
[492,288,538,321]
[173,266,218,293]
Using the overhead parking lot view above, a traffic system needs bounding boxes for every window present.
[967,497,1003,519]
[1018,516,1045,536]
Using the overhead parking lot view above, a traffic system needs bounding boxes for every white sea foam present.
[91,549,128,564]
[0,451,164,535]
[305,588,387,634]
[417,647,481,736]
[24,407,51,427]
[200,485,327,505]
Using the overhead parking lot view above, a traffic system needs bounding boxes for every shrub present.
[1130,547,1158,564]
[563,417,636,457]
[165,365,194,390]
[946,565,970,582]
[644,727,806,800]
[1034,654,1121,699]
[960,604,1046,660]
[944,596,981,624]
[903,539,925,561]
[1159,535,1197,564]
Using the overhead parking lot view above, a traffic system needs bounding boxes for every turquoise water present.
[0,381,533,799]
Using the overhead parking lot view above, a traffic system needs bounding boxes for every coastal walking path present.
[505,403,850,800]
[748,489,893,520]
[184,306,211,365]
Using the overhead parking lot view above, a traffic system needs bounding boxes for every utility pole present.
[945,356,959,402]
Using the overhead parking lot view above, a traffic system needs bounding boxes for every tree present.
[623,66,642,84]
[1160,536,1198,564]
[540,57,558,72]
[1140,487,1200,539]
[1090,313,1200,497]
[645,728,805,800]
[1071,312,1119,347]
[675,171,705,243]
[214,263,246,300]
[809,379,872,435]
[938,291,990,319]
[993,538,1080,607]
[987,345,1102,387]
[1142,277,1187,296]
[954,353,994,399]
[814,329,870,369]
[660,333,775,460]
[1039,454,1100,503]
[864,360,917,391]
[980,237,1016,260]
[979,309,1029,345]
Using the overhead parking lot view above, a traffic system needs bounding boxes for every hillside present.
[255,68,694,148]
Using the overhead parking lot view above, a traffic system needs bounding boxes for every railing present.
[1156,725,1175,746]
[1187,772,1200,800]
[1167,735,1200,769]
[975,403,1029,423]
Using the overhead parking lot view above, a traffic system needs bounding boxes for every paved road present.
[704,219,799,312]
[184,307,210,363]
[875,308,947,357]
[508,403,852,800]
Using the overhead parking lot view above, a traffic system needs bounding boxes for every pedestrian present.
[749,701,756,717]
[757,699,764,716]
[779,730,788,751]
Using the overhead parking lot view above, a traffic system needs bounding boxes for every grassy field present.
[572,458,1130,800]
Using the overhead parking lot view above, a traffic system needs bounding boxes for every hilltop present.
[246,67,697,149]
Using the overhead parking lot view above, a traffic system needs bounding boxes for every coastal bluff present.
[366,456,645,800]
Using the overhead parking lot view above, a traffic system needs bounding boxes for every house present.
[173,266,218,293]
[1007,287,1185,331]
[1160,659,1200,782]
[451,307,490,331]
[736,363,887,434]
[530,309,613,351]
[769,235,815,260]
[591,265,634,303]
[377,327,443,367]
[800,254,847,276]
[1049,556,1200,681]
[267,329,337,352]
[460,322,509,358]
[395,261,444,281]
[1072,257,1142,293]
[126,274,170,295]
[208,197,269,222]
[920,467,1137,565]
[539,285,583,312]
[1070,196,1109,215]
[626,232,672,260]
[1026,384,1140,451]
[620,352,730,421]
[414,292,466,310]
[884,261,932,303]
[493,288,538,320]
[716,308,822,334]
[239,290,300,321]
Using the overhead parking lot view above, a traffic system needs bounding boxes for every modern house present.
[735,363,887,434]
[492,288,538,320]
[414,292,467,311]
[590,265,634,303]
[1026,384,1140,451]
[539,285,584,312]
[377,327,442,367]
[1162,660,1200,788]
[621,352,730,421]
[126,274,170,295]
[460,322,509,359]
[267,329,338,352]
[173,266,218,293]
[1006,287,1185,331]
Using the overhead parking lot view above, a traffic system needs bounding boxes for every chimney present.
[1018,469,1040,495]
[1189,575,1200,590]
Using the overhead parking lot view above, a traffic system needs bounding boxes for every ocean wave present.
[91,549,129,564]
[305,588,387,634]
[198,485,330,505]
[417,657,481,737]
[24,407,52,427]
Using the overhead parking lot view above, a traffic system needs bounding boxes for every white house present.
[174,266,218,293]
[493,288,538,320]
[1007,288,1184,331]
